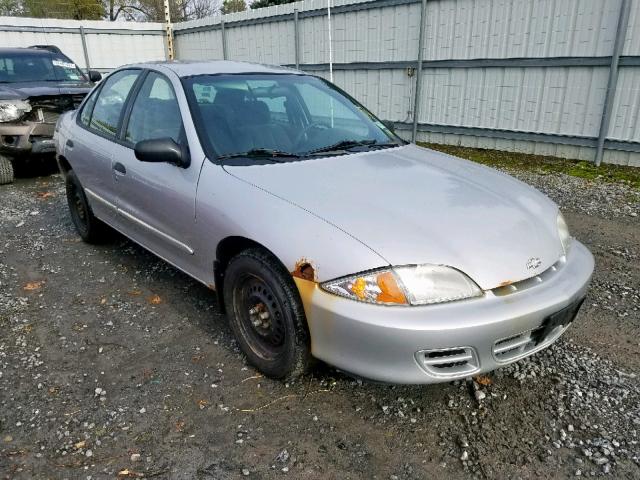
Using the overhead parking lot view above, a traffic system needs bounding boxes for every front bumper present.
[0,121,56,156]
[295,241,594,384]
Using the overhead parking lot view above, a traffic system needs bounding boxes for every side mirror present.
[134,138,190,168]
[382,120,396,133]
[88,70,102,82]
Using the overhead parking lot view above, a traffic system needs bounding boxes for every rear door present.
[67,69,141,224]
[110,70,202,273]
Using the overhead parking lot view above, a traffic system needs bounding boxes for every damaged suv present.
[0,46,101,184]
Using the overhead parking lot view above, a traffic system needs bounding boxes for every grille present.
[492,329,541,362]
[36,108,60,124]
[25,94,85,124]
[416,346,479,378]
[492,257,565,297]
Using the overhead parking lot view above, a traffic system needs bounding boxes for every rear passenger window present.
[125,72,183,145]
[88,69,140,138]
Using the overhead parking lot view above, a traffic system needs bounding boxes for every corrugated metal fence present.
[173,0,640,166]
[1,0,639,166]
[0,16,166,72]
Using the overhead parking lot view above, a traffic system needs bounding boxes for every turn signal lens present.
[323,269,410,305]
[376,271,407,304]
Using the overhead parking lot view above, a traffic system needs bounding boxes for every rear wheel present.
[0,155,14,185]
[223,248,311,380]
[65,170,108,243]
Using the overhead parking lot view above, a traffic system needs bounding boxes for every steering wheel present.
[294,122,330,149]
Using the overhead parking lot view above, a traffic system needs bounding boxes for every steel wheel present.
[223,248,311,379]
[236,274,287,360]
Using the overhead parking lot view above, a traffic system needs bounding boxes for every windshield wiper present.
[217,148,300,162]
[305,139,399,155]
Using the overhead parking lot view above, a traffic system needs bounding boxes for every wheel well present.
[214,236,269,312]
[56,154,72,177]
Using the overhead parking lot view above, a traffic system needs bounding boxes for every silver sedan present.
[54,61,594,384]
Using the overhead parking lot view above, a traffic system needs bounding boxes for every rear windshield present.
[0,51,87,83]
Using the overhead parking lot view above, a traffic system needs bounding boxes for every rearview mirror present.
[134,138,190,168]
[88,70,102,82]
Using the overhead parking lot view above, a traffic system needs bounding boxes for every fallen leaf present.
[191,354,206,364]
[147,294,162,305]
[23,281,44,291]
[474,375,493,386]
[117,469,143,478]
[197,399,208,410]
[36,191,54,199]
[175,420,185,432]
[74,440,86,449]
[128,289,142,296]
[100,298,107,305]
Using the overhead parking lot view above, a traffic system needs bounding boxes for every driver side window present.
[125,72,183,145]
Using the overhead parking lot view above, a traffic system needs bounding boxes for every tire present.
[223,248,312,380]
[0,155,14,185]
[65,170,109,243]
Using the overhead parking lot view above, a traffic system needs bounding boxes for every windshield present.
[183,74,402,161]
[0,51,87,83]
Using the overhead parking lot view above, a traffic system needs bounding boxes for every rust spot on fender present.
[292,259,316,282]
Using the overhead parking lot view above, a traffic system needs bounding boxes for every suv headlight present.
[557,211,572,254]
[0,99,31,122]
[321,265,482,306]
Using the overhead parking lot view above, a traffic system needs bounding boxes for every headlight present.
[557,211,572,254]
[321,265,482,306]
[0,99,31,122]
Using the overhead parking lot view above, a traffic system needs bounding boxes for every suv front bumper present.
[0,121,56,156]
[294,241,594,384]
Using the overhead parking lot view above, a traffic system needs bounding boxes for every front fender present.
[193,161,388,285]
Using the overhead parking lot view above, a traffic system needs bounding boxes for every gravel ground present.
[0,165,638,480]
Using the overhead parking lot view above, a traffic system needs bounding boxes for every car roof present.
[129,60,304,78]
[0,47,56,56]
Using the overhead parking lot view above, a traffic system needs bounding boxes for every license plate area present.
[532,297,585,345]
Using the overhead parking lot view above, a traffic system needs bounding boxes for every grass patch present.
[419,143,640,190]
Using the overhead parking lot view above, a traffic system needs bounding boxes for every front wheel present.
[223,248,311,380]
[0,155,14,185]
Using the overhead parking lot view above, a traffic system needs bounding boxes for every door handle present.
[66,139,74,148]
[113,162,126,175]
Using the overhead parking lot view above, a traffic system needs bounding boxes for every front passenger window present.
[125,72,183,145]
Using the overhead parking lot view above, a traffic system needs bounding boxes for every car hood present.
[0,81,93,100]
[224,144,564,290]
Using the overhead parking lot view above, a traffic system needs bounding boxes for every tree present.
[1,0,219,21]
[111,0,219,22]
[250,0,296,10]
[221,0,245,14]
[0,0,23,16]
[23,0,104,19]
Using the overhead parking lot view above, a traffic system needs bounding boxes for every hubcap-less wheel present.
[223,248,311,379]
[237,275,287,359]
[65,170,109,244]
[68,180,89,234]
[73,187,87,224]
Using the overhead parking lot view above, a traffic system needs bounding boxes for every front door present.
[111,70,201,274]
